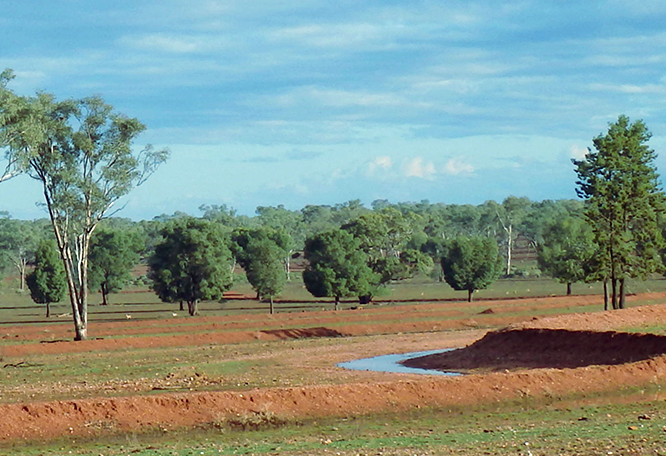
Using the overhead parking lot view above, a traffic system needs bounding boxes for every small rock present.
[628,425,638,431]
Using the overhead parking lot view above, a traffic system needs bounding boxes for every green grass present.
[6,394,666,455]
[621,323,666,335]
[2,272,666,326]
[0,336,340,402]
[3,271,666,454]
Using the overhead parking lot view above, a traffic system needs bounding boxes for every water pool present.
[337,348,462,376]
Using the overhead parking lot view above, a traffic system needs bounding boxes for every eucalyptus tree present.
[492,196,533,275]
[300,205,336,238]
[199,204,253,229]
[255,206,302,279]
[0,69,168,340]
[27,239,66,318]
[342,208,418,260]
[244,238,286,314]
[537,215,596,295]
[441,236,503,302]
[148,218,234,316]
[0,213,42,290]
[520,199,584,251]
[88,227,144,305]
[331,199,369,226]
[342,208,429,300]
[230,227,292,275]
[303,229,377,310]
[573,115,665,309]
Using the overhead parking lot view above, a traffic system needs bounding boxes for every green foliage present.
[573,115,666,309]
[489,196,533,275]
[26,239,66,317]
[230,227,292,268]
[300,204,336,238]
[88,227,144,305]
[303,229,378,309]
[244,238,286,312]
[200,204,254,229]
[256,204,305,248]
[342,208,428,290]
[520,199,584,249]
[0,68,169,340]
[441,236,502,302]
[0,213,44,290]
[537,216,596,294]
[148,218,234,316]
[400,248,434,277]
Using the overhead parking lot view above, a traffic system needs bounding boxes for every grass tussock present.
[214,410,291,431]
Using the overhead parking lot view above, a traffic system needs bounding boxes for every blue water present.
[337,349,462,376]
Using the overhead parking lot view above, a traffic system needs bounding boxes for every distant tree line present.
[1,69,663,337]
[0,194,594,311]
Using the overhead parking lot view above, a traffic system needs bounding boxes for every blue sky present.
[1,0,666,220]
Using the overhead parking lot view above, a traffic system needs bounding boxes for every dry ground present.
[2,293,666,443]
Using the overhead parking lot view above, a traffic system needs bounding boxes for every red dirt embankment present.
[2,353,666,442]
[403,303,666,373]
[2,300,666,443]
[403,329,666,372]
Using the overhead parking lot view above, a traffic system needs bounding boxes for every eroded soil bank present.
[2,300,666,444]
[403,328,666,372]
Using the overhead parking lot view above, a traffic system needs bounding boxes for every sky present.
[1,0,666,220]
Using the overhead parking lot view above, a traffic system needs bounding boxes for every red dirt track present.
[2,295,666,443]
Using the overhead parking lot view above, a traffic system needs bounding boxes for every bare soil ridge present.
[403,329,666,372]
[2,296,666,443]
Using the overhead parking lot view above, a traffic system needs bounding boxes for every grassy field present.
[6,390,666,455]
[3,271,666,325]
[2,273,666,455]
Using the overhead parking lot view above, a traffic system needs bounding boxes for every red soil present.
[2,296,666,443]
[403,329,666,371]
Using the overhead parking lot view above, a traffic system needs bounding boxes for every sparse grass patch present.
[621,323,666,335]
[220,410,291,431]
[7,398,666,455]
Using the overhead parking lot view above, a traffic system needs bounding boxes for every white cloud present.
[119,34,227,54]
[267,86,429,110]
[368,156,393,175]
[588,83,666,94]
[569,145,588,160]
[404,157,436,179]
[443,157,474,175]
[270,22,405,48]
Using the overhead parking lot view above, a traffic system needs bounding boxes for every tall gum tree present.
[573,115,665,309]
[0,69,168,340]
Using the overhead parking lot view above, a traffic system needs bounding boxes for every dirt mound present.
[402,328,666,372]
[2,355,666,443]
[4,299,666,444]
[512,301,666,332]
